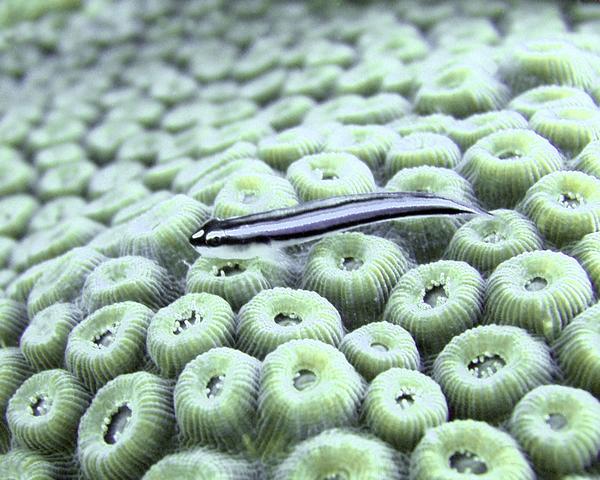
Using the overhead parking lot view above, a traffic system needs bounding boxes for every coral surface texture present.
[1,0,600,478]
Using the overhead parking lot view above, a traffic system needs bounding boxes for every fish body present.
[190,191,487,259]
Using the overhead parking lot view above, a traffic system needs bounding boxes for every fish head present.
[190,219,225,247]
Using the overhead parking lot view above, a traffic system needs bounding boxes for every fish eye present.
[206,234,222,247]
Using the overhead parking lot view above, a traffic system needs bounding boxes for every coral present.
[287,152,375,201]
[77,372,175,480]
[363,368,448,451]
[509,385,600,475]
[411,419,534,480]
[519,171,600,248]
[65,301,153,392]
[458,129,563,210]
[273,429,401,480]
[256,339,364,459]
[237,287,343,360]
[554,303,600,398]
[385,166,477,262]
[433,325,554,421]
[4,0,600,476]
[484,250,593,341]
[444,209,543,275]
[384,260,485,355]
[302,232,409,330]
[147,293,235,377]
[7,369,90,452]
[174,347,261,452]
[339,321,420,381]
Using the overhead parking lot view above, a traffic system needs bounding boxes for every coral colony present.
[1,0,600,478]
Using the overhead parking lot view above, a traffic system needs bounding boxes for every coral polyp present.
[384,260,485,355]
[174,347,261,452]
[509,384,600,475]
[237,287,344,360]
[363,368,448,451]
[554,302,600,398]
[273,429,401,480]
[433,325,554,421]
[411,419,535,480]
[302,232,409,330]
[483,250,593,341]
[339,321,420,381]
[256,339,364,459]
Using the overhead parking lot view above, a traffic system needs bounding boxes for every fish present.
[190,191,488,259]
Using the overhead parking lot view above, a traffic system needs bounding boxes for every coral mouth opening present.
[323,473,348,480]
[206,375,225,399]
[173,310,199,334]
[449,450,488,475]
[241,191,257,204]
[216,263,245,277]
[539,91,565,101]
[340,256,363,271]
[395,391,415,409]
[94,328,116,348]
[423,284,447,307]
[558,192,583,209]
[468,353,506,378]
[293,369,317,391]
[107,263,130,282]
[438,71,466,89]
[274,312,302,326]
[496,149,522,161]
[104,404,132,445]
[370,342,388,352]
[482,231,505,243]
[545,413,567,431]
[314,168,340,180]
[30,395,51,417]
[525,276,548,292]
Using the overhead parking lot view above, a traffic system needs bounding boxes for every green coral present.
[1,0,600,476]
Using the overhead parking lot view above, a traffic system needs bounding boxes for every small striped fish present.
[190,191,488,259]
